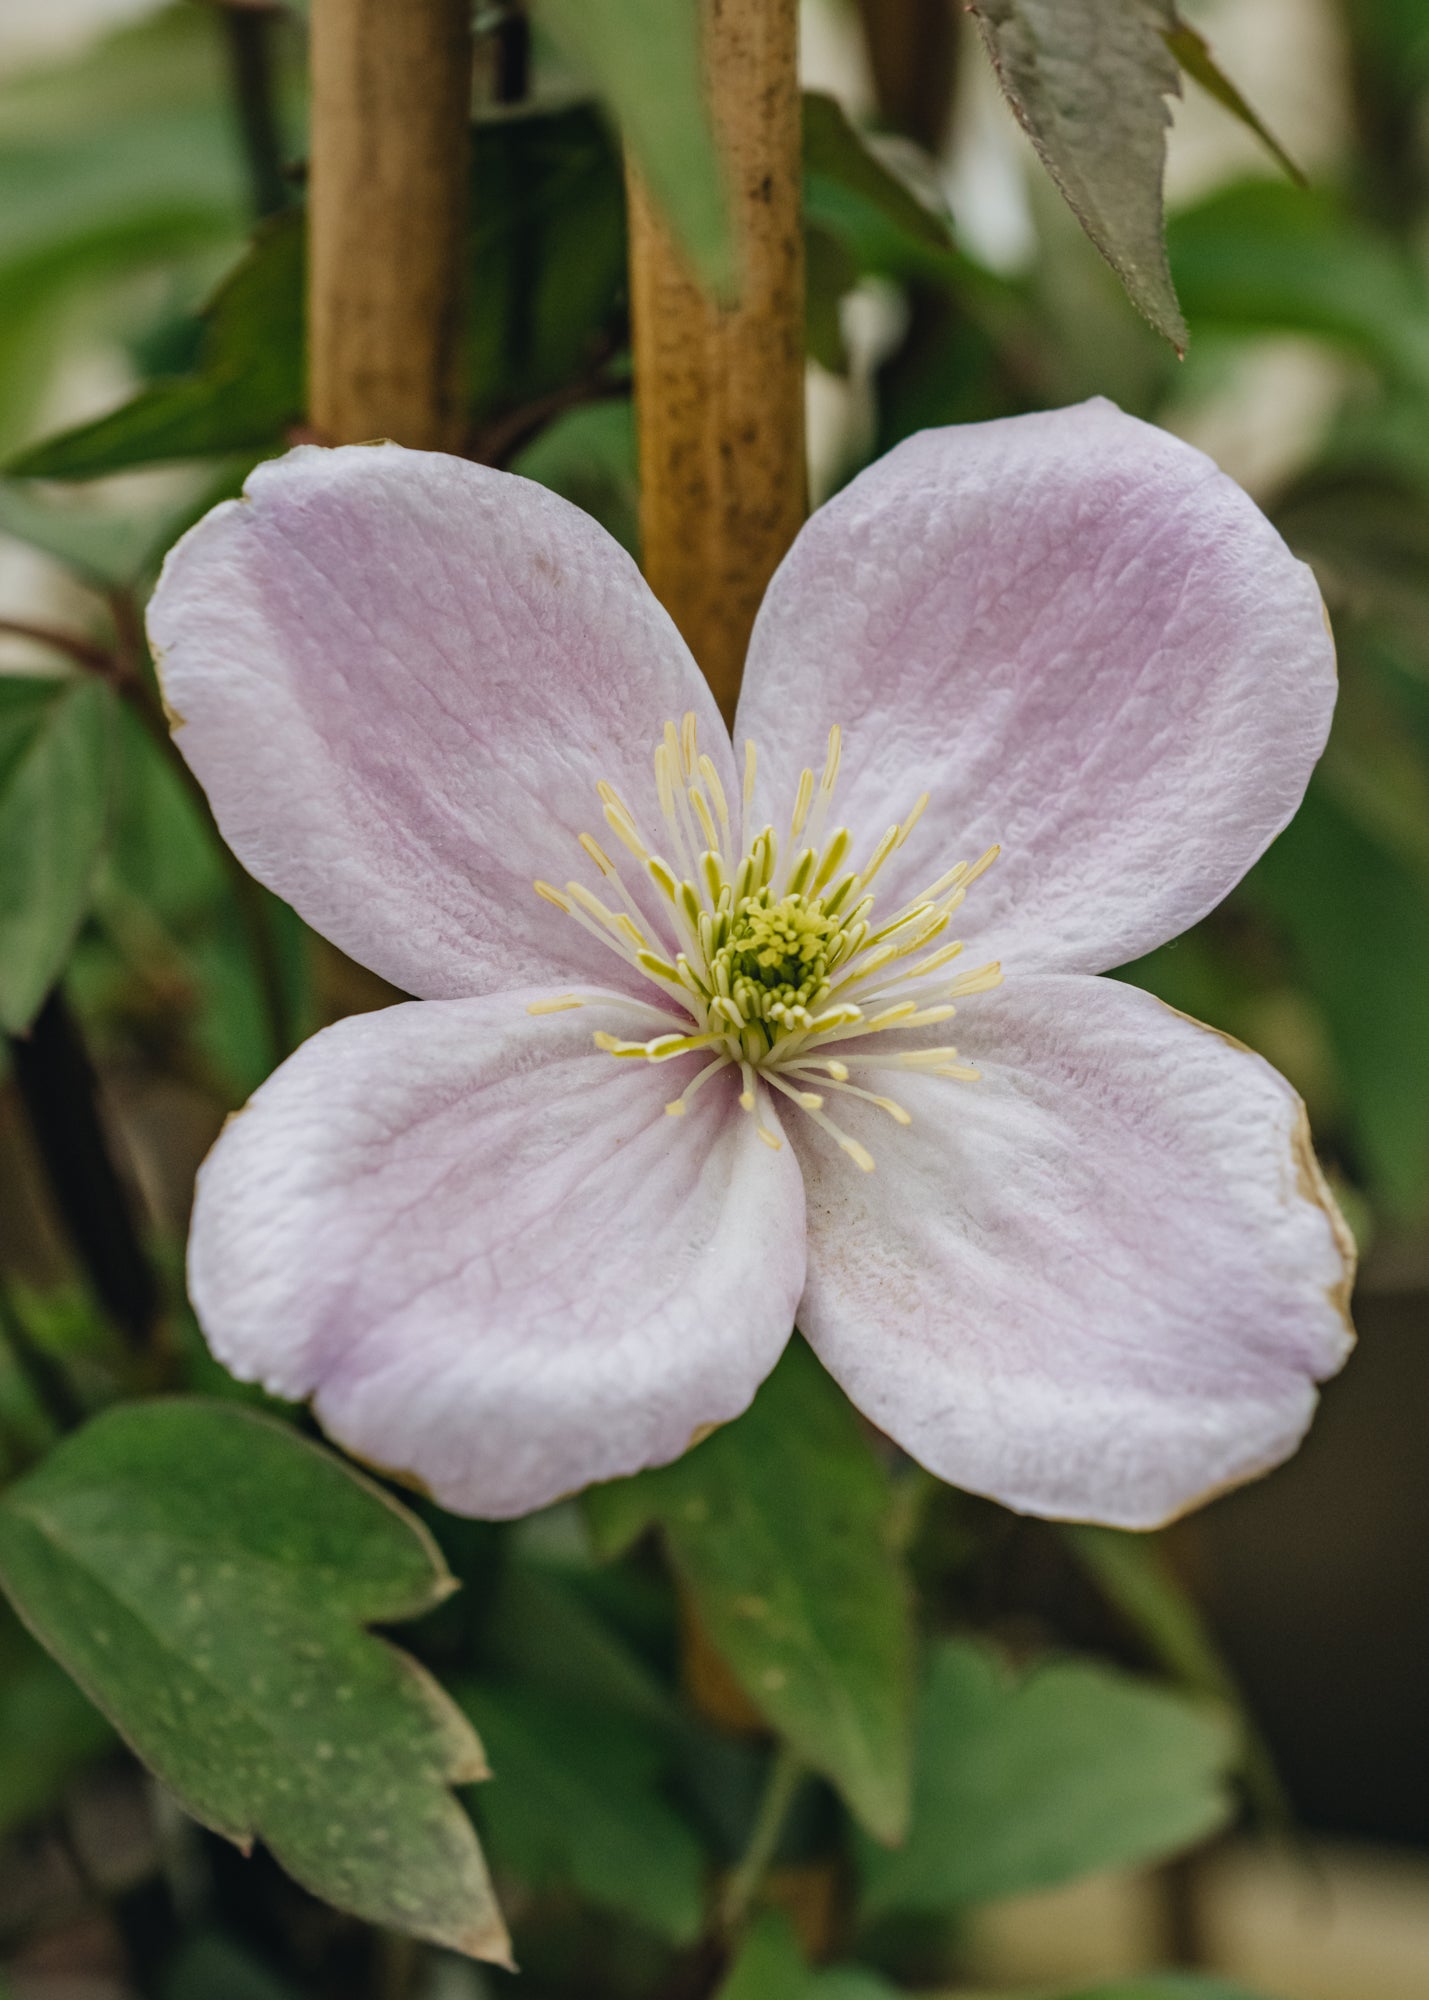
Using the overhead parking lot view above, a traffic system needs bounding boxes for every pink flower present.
[148,399,1354,1528]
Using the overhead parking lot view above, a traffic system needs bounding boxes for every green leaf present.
[0,674,118,1034]
[715,1913,809,2000]
[460,1680,705,1943]
[715,1914,896,2000]
[0,1601,112,1837]
[1163,21,1304,185]
[10,209,303,479]
[1061,1525,1288,1825]
[468,104,628,428]
[12,104,628,482]
[511,400,638,554]
[1169,181,1429,385]
[160,1936,302,2000]
[0,476,197,589]
[539,0,737,299]
[484,1555,681,1735]
[968,0,1187,350]
[802,92,954,280]
[587,1340,914,1845]
[858,1639,1237,1917]
[1244,780,1429,1217]
[0,5,293,456]
[0,1400,511,1963]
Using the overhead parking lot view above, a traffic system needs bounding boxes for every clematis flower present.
[148,399,1354,1529]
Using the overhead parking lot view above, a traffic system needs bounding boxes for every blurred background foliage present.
[1,2,1428,1999]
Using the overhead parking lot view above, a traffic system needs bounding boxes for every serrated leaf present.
[0,674,118,1033]
[586,1340,914,1845]
[968,0,1186,350]
[460,1679,705,1943]
[0,1400,510,1964]
[539,0,737,299]
[858,1639,1237,1916]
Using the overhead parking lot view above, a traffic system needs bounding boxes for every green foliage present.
[159,1936,302,2000]
[1169,181,1429,383]
[1246,782,1429,1217]
[538,0,735,298]
[968,0,1187,349]
[466,103,627,428]
[858,1639,1237,1917]
[11,209,303,478]
[0,674,118,1034]
[802,92,954,278]
[0,1600,112,1836]
[461,1679,705,1943]
[715,1914,896,2000]
[0,474,218,590]
[588,1341,914,1845]
[0,1401,510,1963]
[0,4,287,456]
[10,103,625,482]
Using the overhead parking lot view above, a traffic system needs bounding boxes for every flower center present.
[528,714,1001,1171]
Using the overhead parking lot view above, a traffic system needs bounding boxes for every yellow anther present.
[533,879,570,910]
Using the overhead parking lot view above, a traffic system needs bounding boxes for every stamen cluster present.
[530,714,1001,1171]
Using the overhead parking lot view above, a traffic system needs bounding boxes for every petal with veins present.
[188,992,804,1518]
[148,444,729,1001]
[737,400,1335,975]
[792,974,1355,1529]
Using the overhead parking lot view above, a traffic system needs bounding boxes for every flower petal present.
[793,974,1354,1528]
[189,992,805,1517]
[736,401,1335,974]
[148,445,729,1000]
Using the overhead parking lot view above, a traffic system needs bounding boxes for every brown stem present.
[628,0,807,723]
[854,0,962,152]
[467,359,626,470]
[307,0,473,448]
[0,618,116,677]
[219,0,292,221]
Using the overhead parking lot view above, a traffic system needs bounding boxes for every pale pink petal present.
[188,992,804,1517]
[736,401,1335,975]
[148,445,729,1000]
[793,974,1354,1528]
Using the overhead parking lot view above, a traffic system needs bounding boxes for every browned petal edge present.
[1290,1099,1358,1333]
[1064,997,1361,1532]
[1151,996,1358,1343]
